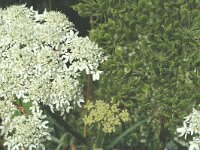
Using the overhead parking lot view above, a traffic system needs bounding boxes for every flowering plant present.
[0,5,106,150]
[83,100,130,133]
[177,108,200,150]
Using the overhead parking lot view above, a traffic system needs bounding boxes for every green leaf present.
[106,118,149,149]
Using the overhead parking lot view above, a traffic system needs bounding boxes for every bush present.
[74,0,200,149]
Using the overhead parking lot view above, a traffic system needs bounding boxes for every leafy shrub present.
[74,0,200,149]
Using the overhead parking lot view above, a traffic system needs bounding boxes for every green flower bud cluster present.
[83,100,129,133]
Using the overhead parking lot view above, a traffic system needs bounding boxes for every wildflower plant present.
[83,100,129,133]
[0,5,106,150]
[177,108,200,150]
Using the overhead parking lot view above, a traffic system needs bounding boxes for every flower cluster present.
[83,100,130,133]
[0,103,50,150]
[177,108,200,150]
[0,5,106,149]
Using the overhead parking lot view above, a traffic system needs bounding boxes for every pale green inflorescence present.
[83,100,130,133]
[0,5,106,150]
[177,108,200,150]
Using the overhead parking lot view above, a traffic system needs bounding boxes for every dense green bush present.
[74,0,200,149]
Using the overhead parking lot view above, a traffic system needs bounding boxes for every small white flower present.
[177,108,200,150]
[77,99,84,107]
[92,70,103,81]
[189,139,200,150]
[177,122,189,139]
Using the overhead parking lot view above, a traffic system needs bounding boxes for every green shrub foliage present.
[74,0,200,149]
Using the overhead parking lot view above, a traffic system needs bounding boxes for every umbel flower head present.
[0,5,106,150]
[83,100,130,133]
[177,108,200,150]
[0,102,50,150]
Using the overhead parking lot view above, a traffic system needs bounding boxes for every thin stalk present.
[159,116,168,150]
[48,0,52,11]
[95,125,102,148]
[83,16,95,150]
[83,125,87,138]
[40,104,88,146]
[86,74,93,101]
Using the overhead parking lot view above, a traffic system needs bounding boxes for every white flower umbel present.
[0,4,106,149]
[0,101,17,121]
[0,4,106,111]
[1,104,50,150]
[177,108,200,150]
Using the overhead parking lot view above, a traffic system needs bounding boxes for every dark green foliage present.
[74,0,200,149]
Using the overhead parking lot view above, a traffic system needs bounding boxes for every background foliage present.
[0,0,200,150]
[74,0,200,149]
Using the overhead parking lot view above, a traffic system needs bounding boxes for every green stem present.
[48,0,52,11]
[40,104,88,146]
[95,125,103,148]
